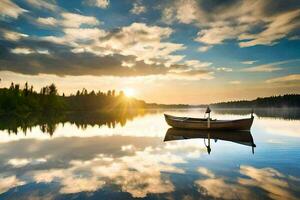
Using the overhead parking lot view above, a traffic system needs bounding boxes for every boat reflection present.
[164,128,256,154]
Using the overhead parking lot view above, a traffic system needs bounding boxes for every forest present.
[0,82,146,115]
[211,94,300,108]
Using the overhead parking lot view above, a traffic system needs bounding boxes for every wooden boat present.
[164,128,256,154]
[164,113,254,131]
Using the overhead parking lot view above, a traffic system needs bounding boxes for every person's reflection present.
[204,133,211,154]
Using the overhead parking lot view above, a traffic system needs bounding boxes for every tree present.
[49,84,57,95]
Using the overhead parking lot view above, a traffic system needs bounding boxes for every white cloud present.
[239,9,300,47]
[217,67,232,72]
[61,12,99,28]
[198,45,212,52]
[195,25,248,45]
[11,47,34,54]
[36,17,58,26]
[11,47,51,55]
[242,64,282,72]
[0,0,27,19]
[130,1,146,15]
[1,30,28,41]
[98,23,185,66]
[175,0,198,24]
[242,60,257,65]
[7,158,47,168]
[197,167,215,178]
[26,0,58,11]
[85,0,109,9]
[184,60,212,69]
[163,0,300,48]
[7,158,31,168]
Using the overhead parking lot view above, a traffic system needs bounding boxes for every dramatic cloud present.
[0,0,27,19]
[162,0,300,48]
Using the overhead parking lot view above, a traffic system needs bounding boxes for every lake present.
[0,109,299,200]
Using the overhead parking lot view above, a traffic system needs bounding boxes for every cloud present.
[0,174,25,194]
[195,177,252,200]
[26,0,58,11]
[162,0,300,48]
[242,60,257,65]
[195,165,300,200]
[242,65,282,72]
[130,1,146,15]
[0,0,27,19]
[243,59,300,72]
[85,0,109,9]
[7,158,31,167]
[0,29,28,41]
[239,9,300,47]
[60,12,99,28]
[239,165,299,200]
[36,17,58,26]
[197,167,215,178]
[184,60,212,69]
[197,45,212,52]
[10,47,35,54]
[7,158,47,168]
[217,67,232,72]
[195,24,248,45]
[266,74,300,84]
[29,144,185,197]
[177,0,198,24]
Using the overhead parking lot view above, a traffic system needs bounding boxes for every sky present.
[0,0,300,104]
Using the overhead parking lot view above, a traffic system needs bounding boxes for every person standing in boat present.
[205,106,211,129]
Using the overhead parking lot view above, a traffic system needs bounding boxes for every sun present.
[123,88,136,97]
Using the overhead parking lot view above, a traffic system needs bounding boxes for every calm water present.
[0,109,300,200]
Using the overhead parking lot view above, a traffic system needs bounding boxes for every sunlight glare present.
[124,88,136,97]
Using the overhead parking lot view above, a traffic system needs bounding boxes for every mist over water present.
[0,108,299,200]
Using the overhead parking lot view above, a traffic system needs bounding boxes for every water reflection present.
[0,110,150,135]
[165,128,256,154]
[0,109,299,199]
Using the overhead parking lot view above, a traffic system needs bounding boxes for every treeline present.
[0,82,146,115]
[211,94,300,108]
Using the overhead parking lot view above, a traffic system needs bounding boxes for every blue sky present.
[0,0,300,103]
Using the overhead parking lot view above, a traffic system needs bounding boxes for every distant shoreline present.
[0,82,299,115]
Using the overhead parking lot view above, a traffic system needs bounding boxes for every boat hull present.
[164,114,254,131]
